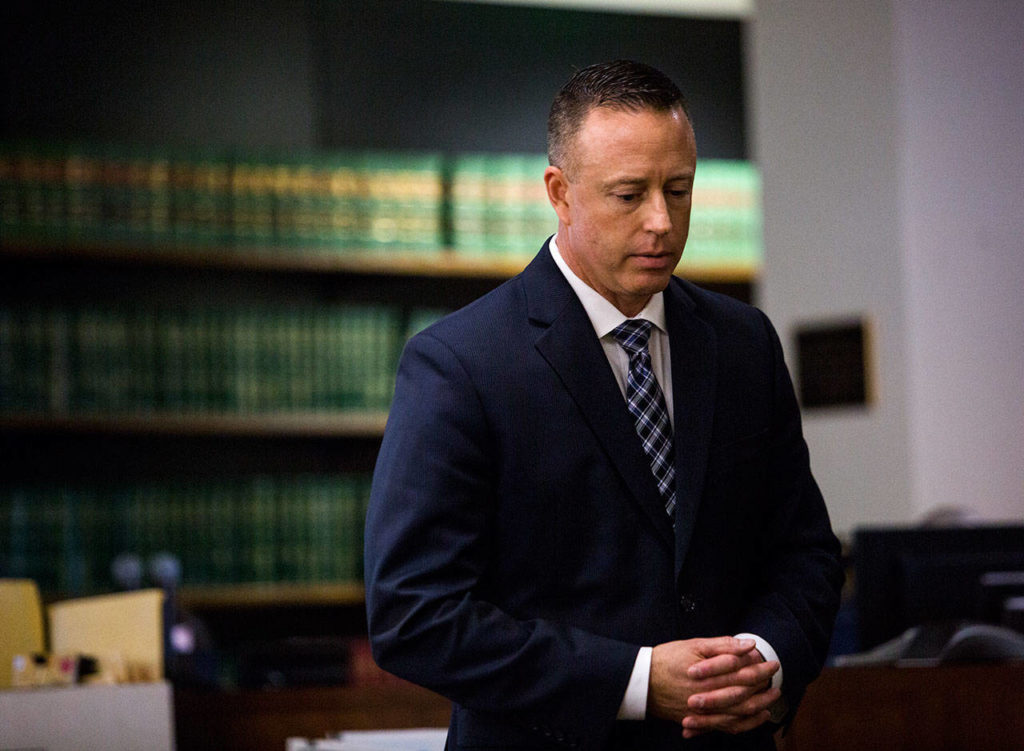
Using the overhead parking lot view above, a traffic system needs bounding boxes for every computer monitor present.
[976,571,1024,625]
[852,524,1024,650]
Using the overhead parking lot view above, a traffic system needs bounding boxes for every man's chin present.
[629,270,676,295]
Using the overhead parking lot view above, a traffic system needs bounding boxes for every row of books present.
[448,157,764,268]
[449,152,553,256]
[0,303,447,415]
[686,160,763,270]
[0,473,372,595]
[0,143,445,251]
[0,143,537,255]
[0,143,762,267]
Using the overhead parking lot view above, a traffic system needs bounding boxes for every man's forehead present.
[574,108,695,164]
[575,105,693,148]
[581,102,690,126]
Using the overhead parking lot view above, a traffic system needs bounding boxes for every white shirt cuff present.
[616,646,652,720]
[734,632,783,691]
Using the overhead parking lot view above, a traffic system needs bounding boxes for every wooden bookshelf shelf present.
[0,240,524,279]
[0,411,389,438]
[180,581,366,610]
[0,241,757,284]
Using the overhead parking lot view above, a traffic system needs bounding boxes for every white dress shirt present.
[547,237,782,720]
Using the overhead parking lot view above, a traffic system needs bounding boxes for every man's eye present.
[667,189,690,199]
[616,193,639,203]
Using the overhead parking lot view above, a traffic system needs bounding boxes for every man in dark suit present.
[364,60,843,750]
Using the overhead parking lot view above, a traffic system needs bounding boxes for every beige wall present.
[749,0,1024,536]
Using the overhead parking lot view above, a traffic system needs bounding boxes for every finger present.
[689,685,781,715]
[689,654,778,684]
[681,725,711,740]
[682,709,772,739]
[682,662,778,696]
[686,653,741,681]
[683,691,779,732]
[688,684,757,713]
[688,643,761,680]
[729,659,779,688]
[694,661,778,696]
[692,636,758,660]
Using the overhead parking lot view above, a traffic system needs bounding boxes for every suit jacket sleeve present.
[364,328,639,747]
[733,310,844,715]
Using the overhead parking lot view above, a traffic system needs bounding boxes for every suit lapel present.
[523,245,675,552]
[663,279,717,578]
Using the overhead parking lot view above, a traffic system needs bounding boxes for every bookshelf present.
[2,0,755,736]
[0,145,757,725]
[0,141,757,600]
[0,225,508,707]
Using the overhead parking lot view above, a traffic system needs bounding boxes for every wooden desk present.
[778,664,1024,751]
[177,663,1024,751]
[174,681,450,751]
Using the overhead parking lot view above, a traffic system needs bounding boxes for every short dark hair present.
[547,60,690,175]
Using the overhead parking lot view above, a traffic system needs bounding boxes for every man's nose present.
[644,193,672,235]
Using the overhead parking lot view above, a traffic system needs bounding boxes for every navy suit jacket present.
[364,241,843,750]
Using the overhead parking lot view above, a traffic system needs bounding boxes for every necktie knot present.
[612,319,653,357]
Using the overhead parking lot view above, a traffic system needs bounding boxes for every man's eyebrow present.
[602,177,647,189]
[602,173,695,190]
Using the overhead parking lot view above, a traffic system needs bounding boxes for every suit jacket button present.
[679,595,697,612]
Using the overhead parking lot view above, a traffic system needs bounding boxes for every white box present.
[0,681,174,751]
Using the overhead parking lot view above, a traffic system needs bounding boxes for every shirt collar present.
[548,235,667,338]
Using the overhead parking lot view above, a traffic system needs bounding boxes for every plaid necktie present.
[612,319,677,519]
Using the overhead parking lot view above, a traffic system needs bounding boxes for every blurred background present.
[2,0,1023,748]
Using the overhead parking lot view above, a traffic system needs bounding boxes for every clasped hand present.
[648,637,781,739]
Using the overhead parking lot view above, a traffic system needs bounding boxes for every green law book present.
[68,307,96,413]
[229,151,276,250]
[231,306,260,414]
[0,488,32,582]
[206,479,236,585]
[155,308,187,413]
[273,152,325,250]
[449,153,490,257]
[39,487,67,592]
[482,154,524,256]
[0,308,16,411]
[340,476,358,583]
[181,307,207,413]
[273,477,296,582]
[166,147,228,250]
[120,144,172,248]
[317,151,364,252]
[359,151,444,252]
[0,143,23,240]
[21,143,69,244]
[243,476,277,583]
[61,143,106,246]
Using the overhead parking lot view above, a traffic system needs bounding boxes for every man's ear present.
[544,165,572,226]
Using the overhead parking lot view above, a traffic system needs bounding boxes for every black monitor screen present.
[852,525,1024,650]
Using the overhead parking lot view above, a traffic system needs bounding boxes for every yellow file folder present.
[47,588,165,682]
[0,579,46,688]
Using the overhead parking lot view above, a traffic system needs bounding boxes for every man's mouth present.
[631,251,675,267]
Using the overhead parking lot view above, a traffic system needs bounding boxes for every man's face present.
[546,105,697,317]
